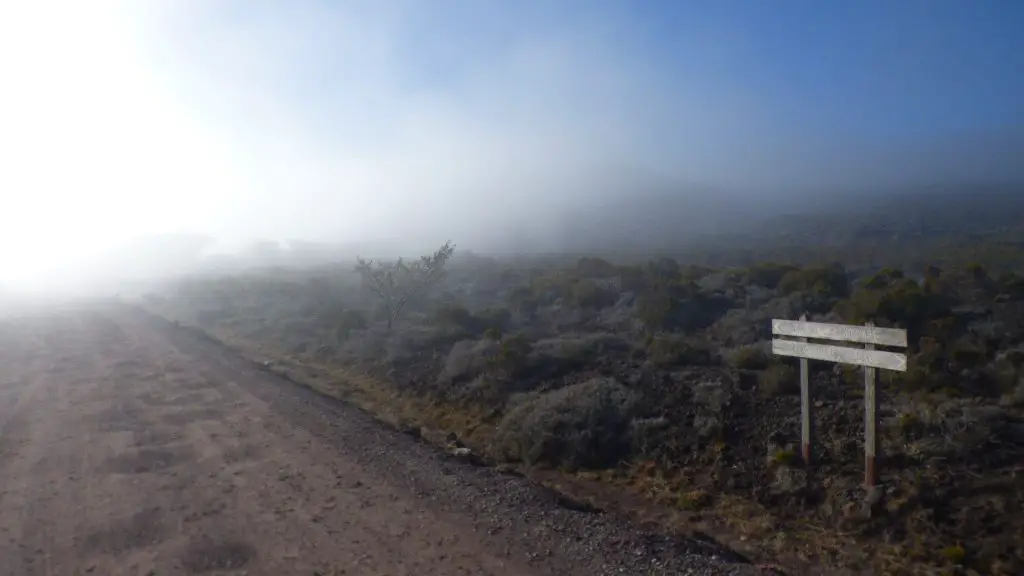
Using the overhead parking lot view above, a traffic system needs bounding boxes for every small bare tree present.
[354,241,455,330]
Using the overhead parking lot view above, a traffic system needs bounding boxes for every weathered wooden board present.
[772,339,907,371]
[772,319,907,347]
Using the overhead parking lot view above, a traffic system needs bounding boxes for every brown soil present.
[0,305,758,576]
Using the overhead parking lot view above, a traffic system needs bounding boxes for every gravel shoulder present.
[0,305,758,575]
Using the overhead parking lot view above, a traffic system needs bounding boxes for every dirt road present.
[0,305,756,576]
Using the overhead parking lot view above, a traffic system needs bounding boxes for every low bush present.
[507,286,540,318]
[335,310,368,342]
[771,449,799,466]
[729,345,771,370]
[576,257,617,278]
[490,377,640,469]
[646,335,717,367]
[759,363,799,396]
[637,284,733,334]
[777,264,849,298]
[997,272,1024,300]
[475,307,512,333]
[745,262,798,290]
[434,305,483,334]
[569,279,619,310]
[834,276,951,340]
[677,489,713,510]
[486,333,533,378]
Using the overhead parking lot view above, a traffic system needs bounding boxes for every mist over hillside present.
[518,181,1024,257]
[62,181,1018,299]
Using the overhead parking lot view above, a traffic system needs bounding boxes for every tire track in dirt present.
[126,311,531,575]
[0,310,198,575]
[148,309,759,575]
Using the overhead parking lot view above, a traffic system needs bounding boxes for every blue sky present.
[0,0,1022,286]
[651,1,1024,139]
[316,0,1024,141]
[476,0,1024,141]
[158,0,1022,186]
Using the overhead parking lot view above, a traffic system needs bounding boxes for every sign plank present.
[772,339,907,371]
[772,319,907,347]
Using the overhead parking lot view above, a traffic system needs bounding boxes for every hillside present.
[138,186,1024,575]
[552,184,1024,262]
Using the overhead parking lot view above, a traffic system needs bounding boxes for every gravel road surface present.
[0,306,759,575]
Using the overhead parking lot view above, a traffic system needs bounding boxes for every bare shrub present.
[355,242,455,330]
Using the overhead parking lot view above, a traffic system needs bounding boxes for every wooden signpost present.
[771,316,907,487]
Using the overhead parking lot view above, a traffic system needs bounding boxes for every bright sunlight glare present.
[0,1,244,288]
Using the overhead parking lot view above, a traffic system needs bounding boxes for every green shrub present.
[1002,348,1024,367]
[507,286,539,317]
[759,363,799,396]
[434,305,484,333]
[617,265,647,292]
[745,262,798,289]
[636,282,732,334]
[476,307,512,332]
[997,272,1024,300]
[730,346,770,370]
[487,333,533,377]
[679,264,715,283]
[645,257,681,281]
[922,265,944,293]
[677,489,713,510]
[966,262,988,281]
[834,276,950,340]
[863,267,905,290]
[940,544,967,565]
[335,310,368,342]
[576,257,617,278]
[923,315,960,341]
[949,339,987,368]
[569,279,618,309]
[636,286,675,333]
[897,412,923,439]
[838,364,861,386]
[985,358,1020,396]
[490,378,639,469]
[777,264,849,298]
[529,273,574,304]
[772,449,799,466]
[646,336,717,367]
[889,342,956,394]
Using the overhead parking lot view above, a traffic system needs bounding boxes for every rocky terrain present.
[143,191,1024,575]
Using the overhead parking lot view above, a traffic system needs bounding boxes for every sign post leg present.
[864,322,879,487]
[799,313,812,465]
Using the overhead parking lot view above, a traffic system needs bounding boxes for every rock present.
[399,425,422,439]
[691,379,733,411]
[445,432,466,448]
[861,485,887,518]
[693,414,722,439]
[771,466,808,496]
